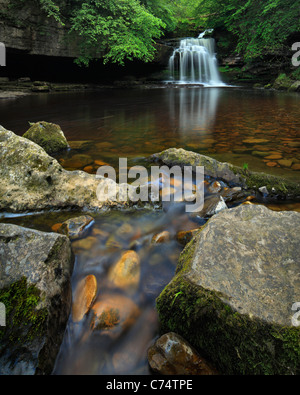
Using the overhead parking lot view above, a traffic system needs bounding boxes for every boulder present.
[156,204,300,375]
[23,122,69,155]
[148,332,218,375]
[0,126,139,212]
[151,148,300,199]
[0,223,74,375]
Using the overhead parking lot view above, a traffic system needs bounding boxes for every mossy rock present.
[23,121,69,155]
[0,223,74,375]
[151,148,300,199]
[156,204,300,375]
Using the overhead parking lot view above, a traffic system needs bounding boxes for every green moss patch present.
[0,277,48,346]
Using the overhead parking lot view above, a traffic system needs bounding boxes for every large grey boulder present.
[157,204,300,375]
[0,223,74,375]
[0,126,138,212]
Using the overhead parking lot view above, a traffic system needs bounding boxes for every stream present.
[0,86,299,374]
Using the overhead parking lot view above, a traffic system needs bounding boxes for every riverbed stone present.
[57,215,95,239]
[156,204,300,375]
[0,223,74,375]
[72,275,97,323]
[148,332,218,375]
[0,126,140,212]
[108,250,141,294]
[92,294,140,335]
[23,121,69,155]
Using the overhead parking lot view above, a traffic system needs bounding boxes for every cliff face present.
[0,0,79,57]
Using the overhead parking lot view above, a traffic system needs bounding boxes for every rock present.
[23,121,69,155]
[220,186,246,202]
[57,215,94,239]
[292,164,300,171]
[278,159,293,168]
[243,138,269,144]
[176,228,200,246]
[264,154,282,160]
[289,81,300,92]
[108,251,141,294]
[31,85,50,93]
[156,204,300,375]
[258,186,269,195]
[252,151,270,158]
[63,154,93,169]
[148,332,218,375]
[190,195,227,219]
[272,74,294,90]
[266,161,277,167]
[92,294,140,334]
[151,231,171,244]
[72,236,98,251]
[0,126,141,212]
[207,180,222,194]
[72,275,97,323]
[0,223,74,375]
[150,147,300,199]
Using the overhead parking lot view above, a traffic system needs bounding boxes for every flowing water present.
[168,37,224,85]
[0,85,300,374]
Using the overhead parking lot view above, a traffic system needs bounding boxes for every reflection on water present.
[169,88,220,133]
[0,87,299,182]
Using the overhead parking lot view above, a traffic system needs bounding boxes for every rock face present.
[23,122,70,155]
[156,204,300,375]
[151,148,300,199]
[0,223,74,375]
[0,126,139,212]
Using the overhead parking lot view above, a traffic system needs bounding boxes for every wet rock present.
[72,236,98,251]
[157,205,300,375]
[0,223,74,375]
[63,154,93,169]
[23,121,69,155]
[176,229,200,246]
[0,126,141,212]
[92,294,140,334]
[292,164,300,170]
[72,275,97,323]
[151,231,171,244]
[220,186,246,202]
[108,251,141,293]
[243,138,269,144]
[278,159,293,168]
[148,332,218,375]
[190,195,227,219]
[207,180,222,194]
[57,215,94,239]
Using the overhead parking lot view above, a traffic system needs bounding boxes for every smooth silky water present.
[0,85,299,374]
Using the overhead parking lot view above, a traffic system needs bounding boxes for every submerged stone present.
[72,275,97,323]
[156,204,300,375]
[57,215,94,239]
[148,332,218,375]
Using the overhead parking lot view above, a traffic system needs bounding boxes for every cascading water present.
[168,32,224,86]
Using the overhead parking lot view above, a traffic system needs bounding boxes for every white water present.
[168,37,225,86]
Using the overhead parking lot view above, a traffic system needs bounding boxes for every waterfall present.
[168,36,224,86]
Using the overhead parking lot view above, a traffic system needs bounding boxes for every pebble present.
[108,250,141,293]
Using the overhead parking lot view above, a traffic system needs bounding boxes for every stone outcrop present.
[0,125,142,212]
[151,148,300,200]
[156,204,300,374]
[0,223,74,375]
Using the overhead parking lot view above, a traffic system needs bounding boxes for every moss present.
[156,232,300,375]
[0,277,48,346]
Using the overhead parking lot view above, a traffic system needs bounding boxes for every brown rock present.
[72,275,98,322]
[208,180,222,194]
[58,215,94,239]
[176,229,200,246]
[108,250,141,293]
[292,164,300,171]
[265,154,282,160]
[266,162,278,167]
[277,159,293,168]
[148,332,218,375]
[151,231,171,244]
[92,294,140,333]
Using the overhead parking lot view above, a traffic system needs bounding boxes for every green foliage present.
[70,0,165,66]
